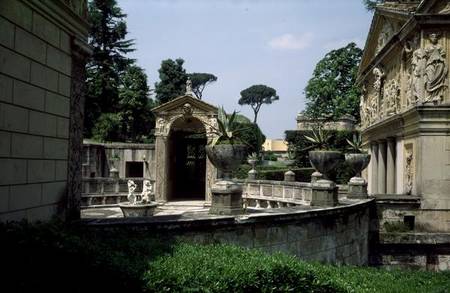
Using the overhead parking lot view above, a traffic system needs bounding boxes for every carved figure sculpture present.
[372,66,385,120]
[411,48,427,103]
[405,148,413,195]
[141,180,153,203]
[424,33,448,103]
[127,180,137,204]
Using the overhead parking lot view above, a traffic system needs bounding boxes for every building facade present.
[358,0,450,232]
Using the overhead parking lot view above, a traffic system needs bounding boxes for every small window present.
[126,162,144,178]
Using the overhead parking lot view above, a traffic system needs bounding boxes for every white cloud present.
[323,38,365,50]
[268,33,313,50]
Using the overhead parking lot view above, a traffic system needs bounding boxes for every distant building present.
[296,113,357,132]
[263,139,288,154]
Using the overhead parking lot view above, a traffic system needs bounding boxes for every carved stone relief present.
[406,33,448,106]
[384,78,400,116]
[376,20,395,54]
[404,144,414,195]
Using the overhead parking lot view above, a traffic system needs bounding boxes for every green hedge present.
[145,243,450,293]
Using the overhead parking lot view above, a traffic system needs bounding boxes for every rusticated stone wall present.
[0,0,89,221]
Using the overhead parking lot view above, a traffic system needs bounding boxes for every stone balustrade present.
[81,177,154,208]
[237,179,348,209]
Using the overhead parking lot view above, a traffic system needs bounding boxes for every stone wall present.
[84,199,372,266]
[0,0,89,221]
[82,140,156,180]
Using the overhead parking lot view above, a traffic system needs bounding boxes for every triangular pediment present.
[152,95,218,115]
[358,8,411,77]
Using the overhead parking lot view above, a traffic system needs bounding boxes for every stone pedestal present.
[284,170,295,182]
[347,177,368,199]
[248,169,257,180]
[109,167,119,178]
[209,180,244,215]
[311,171,323,183]
[311,180,338,207]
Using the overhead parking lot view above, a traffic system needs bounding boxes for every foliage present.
[209,107,248,146]
[346,133,364,153]
[247,152,259,161]
[286,129,357,183]
[118,65,155,141]
[85,0,135,137]
[304,43,362,122]
[364,0,383,11]
[188,72,218,99]
[145,243,343,292]
[145,243,450,293]
[154,58,188,104]
[239,84,279,123]
[304,127,333,151]
[92,112,124,142]
[2,222,450,293]
[90,66,155,142]
[0,220,171,293]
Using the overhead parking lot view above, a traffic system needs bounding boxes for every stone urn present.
[205,144,247,179]
[345,153,371,178]
[205,144,247,215]
[119,202,158,217]
[308,150,344,180]
[247,158,258,180]
[345,153,371,199]
[308,151,343,207]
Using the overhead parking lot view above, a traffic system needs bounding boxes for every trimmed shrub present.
[144,243,343,292]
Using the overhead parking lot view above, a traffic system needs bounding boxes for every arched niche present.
[152,95,218,203]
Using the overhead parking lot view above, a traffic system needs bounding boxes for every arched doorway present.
[167,116,207,200]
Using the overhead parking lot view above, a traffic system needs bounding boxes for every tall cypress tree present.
[85,0,135,137]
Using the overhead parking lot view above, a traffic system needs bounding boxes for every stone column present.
[386,137,396,194]
[154,135,169,202]
[370,143,378,194]
[377,140,387,194]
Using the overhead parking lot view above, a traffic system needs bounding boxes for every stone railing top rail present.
[236,179,312,188]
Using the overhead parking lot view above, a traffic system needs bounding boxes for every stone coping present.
[83,139,155,150]
[82,177,154,182]
[380,232,450,245]
[80,198,374,231]
[373,194,421,207]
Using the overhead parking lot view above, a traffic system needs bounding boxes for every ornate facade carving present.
[384,79,400,116]
[376,20,395,54]
[423,33,448,103]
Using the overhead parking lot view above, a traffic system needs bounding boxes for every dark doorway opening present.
[126,162,144,177]
[168,117,206,200]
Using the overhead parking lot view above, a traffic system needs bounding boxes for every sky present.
[118,0,373,139]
